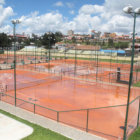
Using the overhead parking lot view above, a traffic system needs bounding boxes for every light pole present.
[48,36,52,71]
[11,19,21,106]
[74,40,77,76]
[40,37,43,62]
[48,36,55,71]
[96,46,98,81]
[123,5,140,140]
[48,36,52,61]
[65,42,67,63]
[35,38,39,71]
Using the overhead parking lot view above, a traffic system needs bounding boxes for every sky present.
[0,0,140,35]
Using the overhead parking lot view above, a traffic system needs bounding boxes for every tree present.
[108,38,114,47]
[72,36,76,43]
[85,39,90,45]
[24,38,30,46]
[102,40,105,46]
[0,33,12,49]
[41,33,56,49]
[136,39,140,43]
[114,42,129,49]
[31,33,38,41]
[55,31,63,42]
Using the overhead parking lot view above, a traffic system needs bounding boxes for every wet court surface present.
[0,61,140,140]
[0,69,139,110]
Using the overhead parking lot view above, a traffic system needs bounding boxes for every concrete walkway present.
[0,101,106,140]
[0,113,33,140]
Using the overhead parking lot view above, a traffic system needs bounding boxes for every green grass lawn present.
[128,127,140,140]
[133,81,140,87]
[52,56,133,64]
[0,109,71,140]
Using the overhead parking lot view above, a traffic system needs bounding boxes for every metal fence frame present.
[0,92,139,139]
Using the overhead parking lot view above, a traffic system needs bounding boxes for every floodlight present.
[134,8,140,14]
[11,19,21,24]
[123,5,133,13]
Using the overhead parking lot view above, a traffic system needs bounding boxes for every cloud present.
[16,0,140,35]
[18,12,66,35]
[1,0,140,35]
[69,10,75,15]
[79,4,104,15]
[0,0,5,5]
[100,0,140,34]
[0,3,14,28]
[54,1,64,7]
[0,25,11,33]
[17,11,101,35]
[100,15,132,33]
[0,0,14,33]
[66,2,74,8]
[77,0,140,34]
[72,14,101,34]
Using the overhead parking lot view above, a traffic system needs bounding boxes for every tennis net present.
[7,75,61,91]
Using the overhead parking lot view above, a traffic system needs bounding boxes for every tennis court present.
[15,58,140,84]
[0,50,140,140]
[0,68,140,140]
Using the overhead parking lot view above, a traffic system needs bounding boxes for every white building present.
[67,30,74,36]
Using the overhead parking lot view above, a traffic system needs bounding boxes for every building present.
[74,44,101,51]
[109,33,117,39]
[8,34,28,41]
[103,32,111,38]
[130,43,140,52]
[67,30,74,36]
[91,30,101,39]
[114,35,131,43]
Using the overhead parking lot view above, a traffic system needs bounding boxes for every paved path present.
[0,113,33,140]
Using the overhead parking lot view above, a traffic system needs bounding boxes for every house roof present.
[9,34,27,38]
[74,45,100,51]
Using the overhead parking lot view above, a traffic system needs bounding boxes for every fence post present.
[34,104,35,114]
[109,73,110,82]
[86,109,89,132]
[136,69,138,82]
[61,69,62,80]
[57,112,59,122]
[137,98,140,128]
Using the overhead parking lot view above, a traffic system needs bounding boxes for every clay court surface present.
[0,58,140,140]
[15,58,140,84]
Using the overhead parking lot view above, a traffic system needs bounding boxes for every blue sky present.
[0,0,140,35]
[6,0,104,20]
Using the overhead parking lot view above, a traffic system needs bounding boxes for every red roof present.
[9,34,27,38]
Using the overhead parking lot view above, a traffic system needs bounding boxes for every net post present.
[109,73,110,82]
[57,111,59,122]
[86,109,89,132]
[34,104,35,114]
[137,97,140,128]
[117,67,121,82]
[136,69,138,82]
[61,69,62,80]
